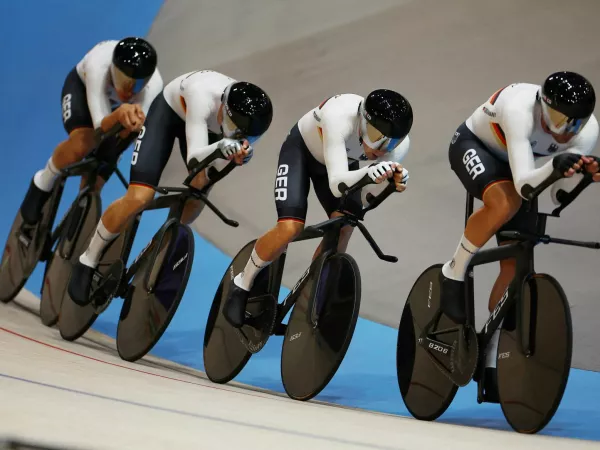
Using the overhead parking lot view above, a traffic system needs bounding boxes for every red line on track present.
[0,326,277,402]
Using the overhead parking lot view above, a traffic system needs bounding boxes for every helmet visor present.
[360,114,403,152]
[541,100,589,135]
[222,112,261,145]
[111,65,151,97]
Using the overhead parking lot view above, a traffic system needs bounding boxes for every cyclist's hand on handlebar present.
[552,153,585,178]
[218,138,249,163]
[580,155,600,182]
[232,140,253,165]
[234,145,254,166]
[393,165,409,192]
[116,104,145,133]
[367,161,401,184]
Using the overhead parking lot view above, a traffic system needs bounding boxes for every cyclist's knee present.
[483,183,522,223]
[276,220,304,242]
[68,128,94,160]
[123,185,154,212]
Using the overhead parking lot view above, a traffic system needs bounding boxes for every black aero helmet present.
[360,89,413,151]
[221,82,273,141]
[112,37,157,79]
[540,71,595,134]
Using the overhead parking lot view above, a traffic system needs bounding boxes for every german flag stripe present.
[180,96,187,113]
[317,126,323,141]
[491,122,507,147]
[489,86,507,105]
[318,96,332,110]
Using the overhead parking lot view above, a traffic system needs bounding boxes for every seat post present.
[84,166,98,192]
[320,223,342,255]
[167,193,188,221]
[465,192,474,227]
[464,192,476,326]
[535,213,547,236]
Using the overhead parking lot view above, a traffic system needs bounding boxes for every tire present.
[281,252,361,401]
[498,273,572,434]
[116,221,194,362]
[40,193,100,327]
[396,264,458,421]
[203,240,274,384]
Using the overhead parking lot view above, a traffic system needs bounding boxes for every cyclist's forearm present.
[100,111,120,133]
[187,141,221,166]
[328,166,371,198]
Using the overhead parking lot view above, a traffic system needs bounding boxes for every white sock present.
[33,157,60,192]
[442,234,479,281]
[485,326,502,368]
[234,246,271,291]
[79,220,119,269]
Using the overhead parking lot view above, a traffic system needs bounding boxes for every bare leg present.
[102,184,155,233]
[180,169,210,225]
[488,256,516,311]
[22,128,96,224]
[443,181,523,281]
[441,181,522,324]
[51,128,95,171]
[484,254,516,373]
[311,211,354,259]
[78,184,155,270]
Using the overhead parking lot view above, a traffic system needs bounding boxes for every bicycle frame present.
[44,123,129,248]
[466,239,537,356]
[44,151,131,248]
[116,190,192,289]
[462,189,547,357]
[116,177,238,291]
[38,157,128,293]
[462,170,600,357]
[268,178,399,326]
[47,159,100,247]
[271,218,345,325]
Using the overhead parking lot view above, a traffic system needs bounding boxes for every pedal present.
[234,294,278,354]
[92,293,112,314]
[91,269,103,285]
[91,260,125,313]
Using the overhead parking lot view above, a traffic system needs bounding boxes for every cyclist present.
[67,70,273,305]
[223,90,413,328]
[441,71,600,400]
[20,37,163,225]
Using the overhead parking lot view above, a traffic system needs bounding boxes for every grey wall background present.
[148,0,600,370]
